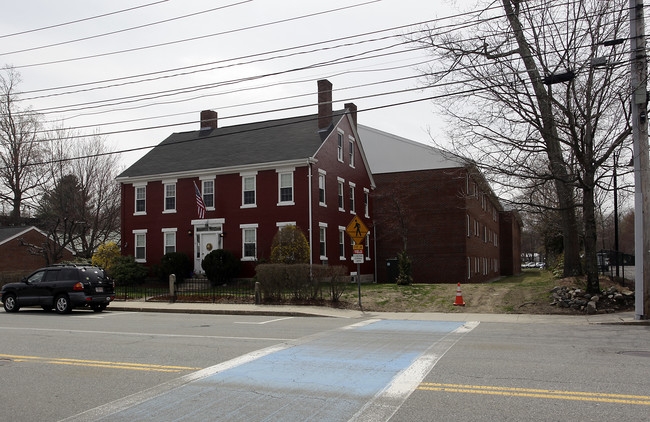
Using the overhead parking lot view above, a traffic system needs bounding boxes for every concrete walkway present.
[108,301,648,325]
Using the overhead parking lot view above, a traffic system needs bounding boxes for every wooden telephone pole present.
[630,0,650,319]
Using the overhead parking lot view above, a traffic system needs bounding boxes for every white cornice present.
[116,158,314,185]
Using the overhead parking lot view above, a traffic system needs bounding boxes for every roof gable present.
[358,125,467,174]
[0,226,44,246]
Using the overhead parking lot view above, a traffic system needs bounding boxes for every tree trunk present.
[555,181,582,277]
[10,194,21,222]
[583,180,600,293]
[502,0,582,277]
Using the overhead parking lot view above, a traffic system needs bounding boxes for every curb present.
[108,305,332,318]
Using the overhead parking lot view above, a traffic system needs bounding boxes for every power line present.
[10,0,382,70]
[15,4,629,117]
[1,1,633,144]
[0,1,253,57]
[9,85,488,172]
[37,59,432,128]
[0,0,170,39]
[13,0,627,110]
[19,41,427,115]
[14,0,581,97]
[19,28,423,102]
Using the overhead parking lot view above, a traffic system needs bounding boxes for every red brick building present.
[117,80,375,280]
[359,126,522,283]
[0,226,75,275]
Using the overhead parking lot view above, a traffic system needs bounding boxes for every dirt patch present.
[336,275,635,315]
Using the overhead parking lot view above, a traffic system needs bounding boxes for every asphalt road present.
[0,309,648,421]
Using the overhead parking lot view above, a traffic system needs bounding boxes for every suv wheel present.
[55,295,72,314]
[3,294,19,312]
[91,304,106,313]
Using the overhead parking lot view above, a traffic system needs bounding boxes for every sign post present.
[346,216,369,309]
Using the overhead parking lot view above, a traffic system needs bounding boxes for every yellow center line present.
[0,353,200,372]
[418,383,650,406]
[47,361,182,372]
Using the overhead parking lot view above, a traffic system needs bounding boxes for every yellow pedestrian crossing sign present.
[346,216,369,245]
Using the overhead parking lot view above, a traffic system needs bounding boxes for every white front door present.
[195,233,220,274]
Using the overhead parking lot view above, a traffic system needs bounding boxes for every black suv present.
[0,265,115,314]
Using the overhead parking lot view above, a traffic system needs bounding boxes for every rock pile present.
[549,285,635,314]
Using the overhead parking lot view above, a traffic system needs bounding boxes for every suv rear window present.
[80,268,108,283]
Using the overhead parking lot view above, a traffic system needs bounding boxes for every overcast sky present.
[1,0,461,169]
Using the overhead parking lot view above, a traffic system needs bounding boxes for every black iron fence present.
[115,278,255,303]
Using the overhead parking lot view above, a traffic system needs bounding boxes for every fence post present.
[255,281,261,304]
[169,274,176,303]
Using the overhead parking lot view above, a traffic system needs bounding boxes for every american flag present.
[194,181,206,219]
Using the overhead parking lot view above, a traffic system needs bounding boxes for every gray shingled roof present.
[0,226,32,244]
[118,113,340,179]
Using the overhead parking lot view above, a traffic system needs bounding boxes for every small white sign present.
[353,245,364,263]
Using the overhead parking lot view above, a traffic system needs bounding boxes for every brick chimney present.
[344,102,357,129]
[317,79,333,130]
[200,110,218,130]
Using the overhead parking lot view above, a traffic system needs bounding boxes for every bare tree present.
[44,129,121,258]
[0,67,47,221]
[418,0,632,292]
[33,174,85,265]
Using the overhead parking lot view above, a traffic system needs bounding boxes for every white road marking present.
[234,316,294,325]
[348,321,480,422]
[59,318,371,422]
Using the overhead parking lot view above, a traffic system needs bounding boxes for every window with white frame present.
[337,178,345,211]
[467,215,471,237]
[242,174,256,207]
[349,183,355,214]
[240,224,258,260]
[162,228,176,254]
[202,180,214,209]
[134,185,146,214]
[349,137,355,167]
[467,257,471,279]
[163,182,176,212]
[363,188,369,217]
[133,230,147,262]
[318,170,326,206]
[338,227,346,259]
[319,223,327,259]
[278,170,294,205]
[337,131,344,162]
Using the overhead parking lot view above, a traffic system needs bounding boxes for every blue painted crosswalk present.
[69,320,478,422]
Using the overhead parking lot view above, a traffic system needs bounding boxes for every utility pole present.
[630,0,650,319]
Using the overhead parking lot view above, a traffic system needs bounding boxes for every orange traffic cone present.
[453,282,465,306]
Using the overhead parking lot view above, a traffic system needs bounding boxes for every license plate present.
[96,287,103,292]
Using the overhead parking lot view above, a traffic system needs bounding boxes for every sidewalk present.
[108,301,648,325]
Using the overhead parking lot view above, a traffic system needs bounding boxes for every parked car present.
[0,264,115,314]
